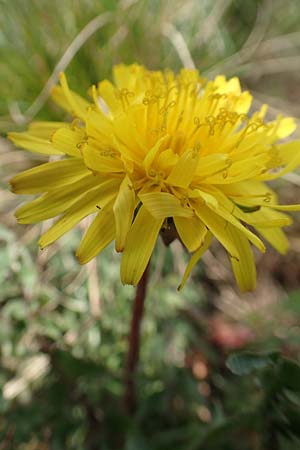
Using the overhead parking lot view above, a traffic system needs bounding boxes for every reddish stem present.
[124,264,150,415]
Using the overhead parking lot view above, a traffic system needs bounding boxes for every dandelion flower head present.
[9,64,300,291]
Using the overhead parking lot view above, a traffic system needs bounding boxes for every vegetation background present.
[1,0,300,448]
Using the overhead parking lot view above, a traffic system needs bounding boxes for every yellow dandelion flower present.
[9,64,300,291]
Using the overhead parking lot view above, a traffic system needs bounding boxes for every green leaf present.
[280,402,300,437]
[226,352,279,376]
[53,350,104,378]
[279,359,300,392]
[283,291,300,315]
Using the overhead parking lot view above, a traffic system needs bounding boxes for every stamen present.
[235,116,266,146]
[148,168,157,178]
[194,116,201,128]
[76,137,88,149]
[186,81,199,98]
[115,88,134,109]
[185,116,203,142]
[71,118,83,130]
[150,128,161,136]
[200,158,232,180]
[264,192,272,203]
[180,195,190,208]
[192,141,201,158]
[100,148,118,158]
[205,116,216,136]
[159,100,177,115]
[147,167,166,187]
[208,93,223,115]
[175,110,184,129]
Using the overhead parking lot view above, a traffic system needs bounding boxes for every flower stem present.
[124,263,150,416]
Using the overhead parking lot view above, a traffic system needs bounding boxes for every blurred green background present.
[1,0,300,448]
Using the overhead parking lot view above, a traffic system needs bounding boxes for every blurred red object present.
[210,316,254,350]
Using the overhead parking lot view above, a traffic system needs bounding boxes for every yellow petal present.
[52,85,90,118]
[275,117,297,139]
[76,205,115,264]
[142,136,170,172]
[10,158,88,194]
[121,206,163,285]
[97,79,121,115]
[195,154,230,178]
[113,113,147,162]
[235,206,292,228]
[218,206,265,252]
[51,127,85,157]
[260,141,300,181]
[113,175,136,252]
[226,225,256,292]
[85,108,113,142]
[39,179,119,248]
[57,73,90,119]
[220,180,277,207]
[199,188,266,252]
[8,132,62,155]
[234,91,252,115]
[277,140,300,165]
[113,63,145,91]
[128,105,148,140]
[156,148,179,172]
[194,189,219,209]
[139,192,193,219]
[256,226,289,254]
[174,216,207,252]
[16,175,101,224]
[268,204,300,211]
[214,75,241,93]
[205,154,269,184]
[178,231,213,290]
[193,203,239,259]
[81,141,124,173]
[28,121,68,138]
[166,148,199,188]
[195,185,265,253]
